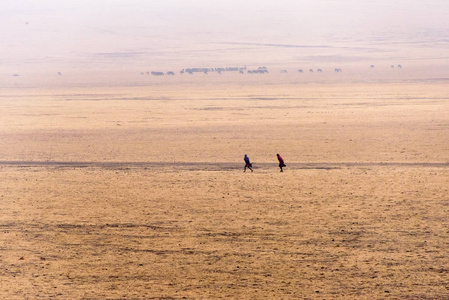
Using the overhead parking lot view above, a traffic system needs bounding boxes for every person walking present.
[277,153,286,172]
[244,154,253,172]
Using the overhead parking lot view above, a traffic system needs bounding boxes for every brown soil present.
[1,83,448,299]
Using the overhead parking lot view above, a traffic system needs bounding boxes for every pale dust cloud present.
[2,2,449,299]
[1,0,448,86]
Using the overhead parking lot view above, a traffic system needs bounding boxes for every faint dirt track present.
[1,83,448,299]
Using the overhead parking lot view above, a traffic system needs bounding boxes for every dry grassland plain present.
[1,82,448,299]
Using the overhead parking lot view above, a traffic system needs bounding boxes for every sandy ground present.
[1,83,448,299]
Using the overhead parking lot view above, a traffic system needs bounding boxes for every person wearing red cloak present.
[277,153,286,172]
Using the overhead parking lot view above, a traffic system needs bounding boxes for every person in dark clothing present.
[277,153,286,172]
[244,154,253,172]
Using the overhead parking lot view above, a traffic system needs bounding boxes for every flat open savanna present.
[1,82,448,299]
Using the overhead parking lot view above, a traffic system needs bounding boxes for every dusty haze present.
[2,2,449,299]
[1,0,449,87]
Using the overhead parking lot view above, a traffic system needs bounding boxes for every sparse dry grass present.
[1,83,448,299]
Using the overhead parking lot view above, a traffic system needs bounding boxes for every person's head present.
[276,153,280,157]
[245,154,247,158]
